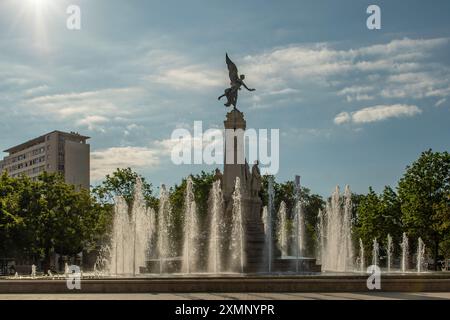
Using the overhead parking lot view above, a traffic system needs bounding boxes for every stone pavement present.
[0,292,449,300]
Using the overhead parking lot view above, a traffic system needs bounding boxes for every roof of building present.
[3,130,90,154]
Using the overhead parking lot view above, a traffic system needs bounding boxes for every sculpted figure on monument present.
[218,53,255,109]
[214,168,223,186]
[251,160,261,197]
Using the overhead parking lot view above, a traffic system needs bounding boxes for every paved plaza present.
[0,292,449,300]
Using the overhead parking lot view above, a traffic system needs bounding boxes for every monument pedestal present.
[222,109,265,273]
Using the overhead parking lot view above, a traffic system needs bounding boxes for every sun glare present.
[13,0,58,52]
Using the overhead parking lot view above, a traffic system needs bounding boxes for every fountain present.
[265,176,275,272]
[207,180,224,273]
[316,209,324,265]
[31,264,36,278]
[181,176,200,273]
[359,238,365,272]
[294,199,305,272]
[320,185,354,272]
[157,184,173,273]
[229,177,244,273]
[387,234,393,272]
[276,201,289,258]
[417,237,426,272]
[372,238,379,266]
[108,178,153,275]
[401,232,409,272]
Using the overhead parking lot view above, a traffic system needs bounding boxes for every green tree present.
[169,171,216,254]
[0,172,26,257]
[92,167,158,210]
[354,187,383,255]
[0,172,112,271]
[398,149,450,270]
[355,186,402,262]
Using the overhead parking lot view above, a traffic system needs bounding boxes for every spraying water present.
[229,177,244,273]
[359,238,365,272]
[320,185,354,272]
[158,184,173,274]
[266,176,275,272]
[316,209,324,265]
[417,237,426,272]
[372,238,379,266]
[109,196,132,274]
[108,178,154,275]
[132,179,154,275]
[294,200,305,259]
[31,264,36,278]
[181,176,200,273]
[207,180,224,273]
[276,201,289,258]
[401,232,409,272]
[262,206,269,237]
[387,234,393,272]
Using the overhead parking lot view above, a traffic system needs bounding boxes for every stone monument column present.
[223,108,248,200]
[222,108,265,272]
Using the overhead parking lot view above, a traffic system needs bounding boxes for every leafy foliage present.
[92,167,158,210]
[398,149,450,268]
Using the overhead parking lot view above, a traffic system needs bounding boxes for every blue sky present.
[0,0,449,197]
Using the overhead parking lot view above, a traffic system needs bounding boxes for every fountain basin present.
[1,273,449,293]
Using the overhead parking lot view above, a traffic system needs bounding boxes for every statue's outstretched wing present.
[226,53,239,83]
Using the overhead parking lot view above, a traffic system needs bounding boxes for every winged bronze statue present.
[218,53,255,109]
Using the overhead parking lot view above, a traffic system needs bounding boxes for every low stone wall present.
[0,274,449,293]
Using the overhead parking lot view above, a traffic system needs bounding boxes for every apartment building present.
[0,131,90,189]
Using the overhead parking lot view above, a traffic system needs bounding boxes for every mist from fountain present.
[265,176,275,272]
[132,180,155,275]
[229,177,244,273]
[108,178,154,275]
[320,186,354,272]
[372,238,379,266]
[387,234,393,272]
[359,238,365,272]
[207,180,224,273]
[316,209,324,265]
[417,237,426,272]
[158,184,173,273]
[401,232,409,272]
[181,176,200,273]
[294,199,305,259]
[277,201,289,258]
[110,196,132,274]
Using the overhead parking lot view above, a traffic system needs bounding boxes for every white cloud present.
[334,104,422,125]
[24,87,143,128]
[90,146,160,181]
[241,37,450,106]
[435,98,446,107]
[23,85,49,97]
[150,65,222,89]
[76,115,109,130]
[334,112,351,125]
